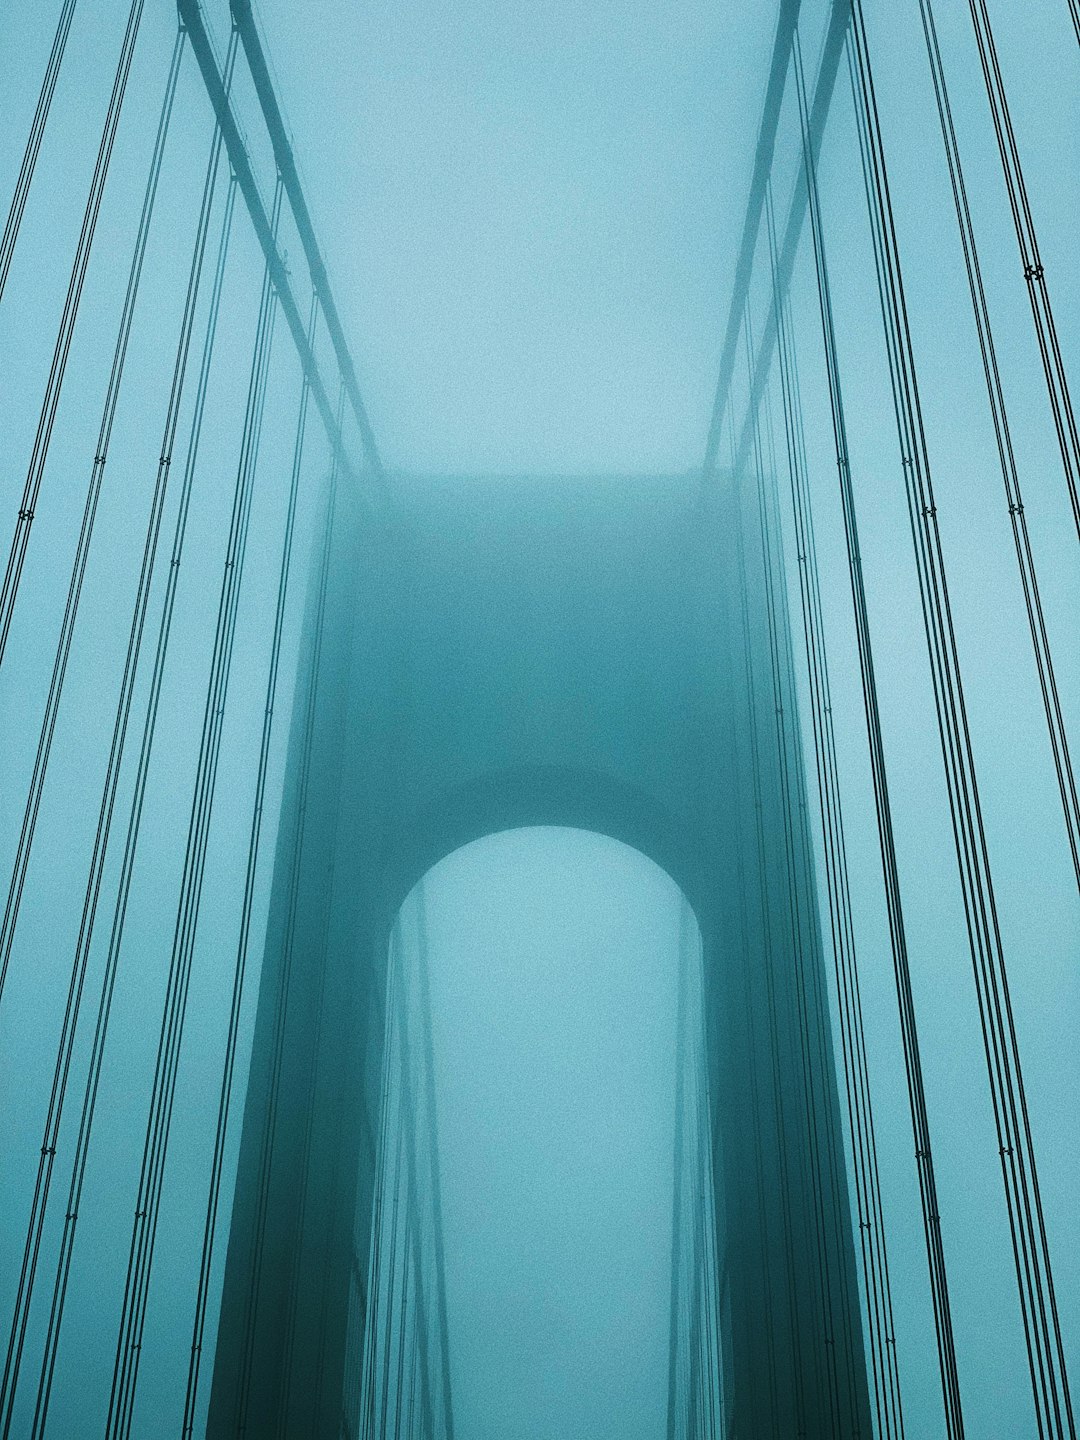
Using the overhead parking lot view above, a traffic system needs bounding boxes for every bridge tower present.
[209,469,873,1438]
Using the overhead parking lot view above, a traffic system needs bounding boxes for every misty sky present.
[249,0,774,476]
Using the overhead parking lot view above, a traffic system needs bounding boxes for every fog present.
[0,0,1078,1437]
[405,831,690,1440]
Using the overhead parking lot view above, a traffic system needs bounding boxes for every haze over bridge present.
[0,2,1077,1438]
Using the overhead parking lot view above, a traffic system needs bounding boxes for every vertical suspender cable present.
[666,900,690,1440]
[345,1241,369,1438]
[26,163,238,1439]
[299,424,366,1440]
[696,1043,723,1440]
[695,953,723,1440]
[180,288,319,1438]
[414,884,455,1440]
[961,0,1080,541]
[266,380,347,1436]
[765,152,906,1438]
[0,27,184,1012]
[685,1131,704,1440]
[0,0,146,667]
[729,391,811,1434]
[791,32,966,1434]
[728,432,794,1434]
[394,1214,414,1440]
[300,394,385,1440]
[0,37,228,1440]
[0,0,79,303]
[346,1180,375,1440]
[914,0,1079,888]
[378,1119,406,1440]
[229,383,346,1434]
[683,917,709,1440]
[340,1257,361,1440]
[691,951,715,1440]
[748,325,866,1434]
[406,1267,421,1440]
[396,925,437,1440]
[846,6,1075,1434]
[106,174,283,1440]
[403,996,434,1440]
[358,926,403,1440]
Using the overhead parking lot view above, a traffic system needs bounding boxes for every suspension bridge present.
[0,0,1076,1436]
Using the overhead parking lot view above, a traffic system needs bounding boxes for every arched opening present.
[344,827,724,1439]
